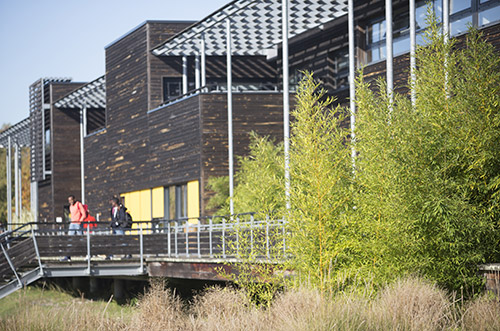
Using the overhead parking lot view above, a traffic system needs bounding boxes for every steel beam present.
[7,137,12,230]
[80,105,86,205]
[410,0,416,106]
[201,33,206,88]
[195,52,201,89]
[182,56,188,94]
[348,0,356,170]
[282,0,290,209]
[14,143,19,220]
[386,0,393,104]
[226,19,234,216]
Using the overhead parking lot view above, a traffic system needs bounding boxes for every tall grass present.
[1,277,498,330]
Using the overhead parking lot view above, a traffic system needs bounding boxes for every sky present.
[0,0,229,127]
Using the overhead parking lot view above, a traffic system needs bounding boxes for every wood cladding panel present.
[199,93,288,215]
[147,95,201,186]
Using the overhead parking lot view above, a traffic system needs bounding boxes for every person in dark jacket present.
[109,197,126,234]
[107,197,131,260]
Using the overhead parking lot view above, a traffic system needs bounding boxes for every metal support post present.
[182,56,188,94]
[222,218,226,259]
[410,0,416,106]
[167,222,171,257]
[443,0,449,96]
[209,218,213,258]
[31,226,44,276]
[7,137,12,230]
[185,221,189,257]
[348,0,356,171]
[175,221,178,257]
[86,228,91,274]
[197,221,201,258]
[14,143,19,220]
[386,0,393,105]
[282,220,286,256]
[139,224,144,271]
[282,0,290,209]
[195,52,200,89]
[236,216,239,256]
[201,34,206,89]
[250,214,254,253]
[80,105,86,205]
[18,155,22,216]
[266,216,270,259]
[443,0,449,39]
[226,19,234,216]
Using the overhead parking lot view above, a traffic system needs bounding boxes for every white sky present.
[0,0,229,126]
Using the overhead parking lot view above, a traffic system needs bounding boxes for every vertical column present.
[195,52,201,89]
[348,0,356,169]
[14,143,19,220]
[226,19,234,216]
[80,105,86,205]
[410,0,416,106]
[443,0,449,96]
[7,137,12,230]
[18,152,22,216]
[282,0,290,209]
[31,181,38,223]
[201,33,206,88]
[443,0,449,39]
[386,0,393,103]
[182,56,188,94]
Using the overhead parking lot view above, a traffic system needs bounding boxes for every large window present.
[365,0,499,64]
[164,183,187,220]
[366,0,443,64]
[450,0,500,36]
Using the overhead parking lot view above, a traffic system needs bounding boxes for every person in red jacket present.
[60,195,86,261]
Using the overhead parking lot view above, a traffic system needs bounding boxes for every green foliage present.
[205,176,229,214]
[217,215,286,307]
[208,14,500,295]
[286,72,356,291]
[354,15,500,293]
[233,132,285,216]
[206,132,285,216]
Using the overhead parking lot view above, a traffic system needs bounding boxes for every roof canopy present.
[152,0,347,56]
[54,76,106,109]
[0,118,31,148]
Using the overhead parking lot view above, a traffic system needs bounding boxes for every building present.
[19,0,500,224]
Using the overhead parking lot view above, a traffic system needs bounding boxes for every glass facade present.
[365,0,499,64]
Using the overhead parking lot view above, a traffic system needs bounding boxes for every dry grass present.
[1,277,499,330]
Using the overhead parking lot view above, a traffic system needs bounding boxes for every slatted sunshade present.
[0,118,31,148]
[152,0,348,56]
[54,75,106,109]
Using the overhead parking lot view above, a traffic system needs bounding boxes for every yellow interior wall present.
[125,190,141,222]
[152,186,164,219]
[187,180,200,223]
[140,189,152,221]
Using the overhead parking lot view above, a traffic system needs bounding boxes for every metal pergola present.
[153,0,348,213]
[54,75,106,205]
[0,118,31,230]
[151,0,448,211]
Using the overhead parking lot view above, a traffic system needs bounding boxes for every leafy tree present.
[286,72,356,291]
[354,15,500,292]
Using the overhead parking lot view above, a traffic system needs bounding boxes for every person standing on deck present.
[60,195,86,261]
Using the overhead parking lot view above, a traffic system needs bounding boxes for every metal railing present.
[2,213,288,266]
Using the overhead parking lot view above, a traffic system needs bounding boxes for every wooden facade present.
[35,82,86,222]
[29,2,500,222]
